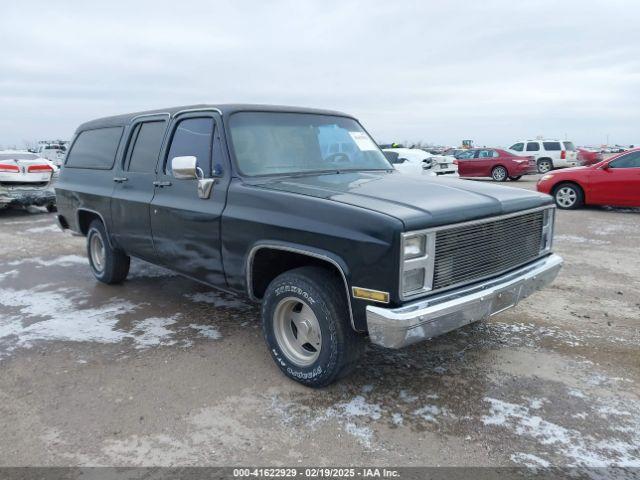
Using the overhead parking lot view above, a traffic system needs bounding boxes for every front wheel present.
[262,266,364,387]
[553,183,584,210]
[491,166,508,182]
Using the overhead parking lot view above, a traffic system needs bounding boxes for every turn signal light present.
[352,287,390,304]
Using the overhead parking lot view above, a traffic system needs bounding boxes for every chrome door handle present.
[113,177,128,183]
[153,181,172,187]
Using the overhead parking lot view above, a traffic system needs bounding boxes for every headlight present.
[540,174,554,181]
[400,231,436,298]
[403,235,426,259]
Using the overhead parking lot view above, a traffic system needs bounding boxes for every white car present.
[382,148,457,175]
[507,139,578,173]
[0,151,58,211]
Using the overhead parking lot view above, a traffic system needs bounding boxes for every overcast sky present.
[1,0,639,148]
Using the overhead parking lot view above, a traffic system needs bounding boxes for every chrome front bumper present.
[366,253,563,349]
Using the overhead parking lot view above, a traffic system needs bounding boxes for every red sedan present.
[457,148,537,182]
[577,148,603,166]
[537,148,640,209]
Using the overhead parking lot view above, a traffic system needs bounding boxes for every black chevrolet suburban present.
[55,104,563,386]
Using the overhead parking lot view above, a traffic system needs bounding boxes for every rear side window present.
[126,121,167,173]
[563,141,576,151]
[66,127,123,169]
[526,142,540,152]
[166,118,214,175]
[510,143,524,152]
[543,142,561,151]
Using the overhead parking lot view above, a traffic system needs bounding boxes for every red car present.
[577,148,603,166]
[537,148,640,209]
[456,148,537,182]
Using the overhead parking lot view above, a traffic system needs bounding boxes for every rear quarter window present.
[65,127,123,169]
[562,141,576,151]
[543,142,561,151]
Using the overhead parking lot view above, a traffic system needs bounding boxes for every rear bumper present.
[366,253,563,348]
[0,187,56,207]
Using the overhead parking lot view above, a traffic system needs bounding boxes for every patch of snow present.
[399,389,418,403]
[131,315,181,349]
[185,291,250,309]
[568,389,586,399]
[483,397,640,467]
[343,422,373,448]
[337,395,382,420]
[413,404,453,423]
[391,413,403,426]
[0,269,18,282]
[510,452,550,468]
[22,224,60,234]
[188,323,221,340]
[0,286,186,356]
[6,255,87,267]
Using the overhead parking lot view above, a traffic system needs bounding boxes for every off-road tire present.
[87,219,130,284]
[262,266,365,387]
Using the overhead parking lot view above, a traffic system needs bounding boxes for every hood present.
[550,165,592,174]
[250,171,552,230]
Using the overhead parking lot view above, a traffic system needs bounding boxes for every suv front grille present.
[432,210,544,291]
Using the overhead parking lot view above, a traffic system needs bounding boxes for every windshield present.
[229,112,392,176]
[0,153,39,161]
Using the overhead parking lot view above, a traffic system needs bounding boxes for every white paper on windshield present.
[349,131,377,151]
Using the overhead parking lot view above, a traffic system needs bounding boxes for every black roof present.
[76,104,352,132]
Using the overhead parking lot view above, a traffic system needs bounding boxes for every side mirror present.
[171,156,198,179]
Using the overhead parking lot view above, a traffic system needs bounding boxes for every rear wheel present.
[262,266,364,387]
[537,158,553,173]
[87,219,130,284]
[553,182,584,210]
[509,175,522,181]
[491,166,508,182]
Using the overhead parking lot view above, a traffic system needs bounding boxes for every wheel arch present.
[76,208,116,249]
[552,180,586,202]
[245,242,355,330]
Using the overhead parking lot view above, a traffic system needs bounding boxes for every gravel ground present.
[0,175,638,470]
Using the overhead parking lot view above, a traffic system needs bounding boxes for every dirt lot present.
[0,175,638,469]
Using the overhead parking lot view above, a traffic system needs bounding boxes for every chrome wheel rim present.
[538,161,551,173]
[90,232,106,273]
[556,187,577,208]
[493,167,506,181]
[273,297,322,367]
